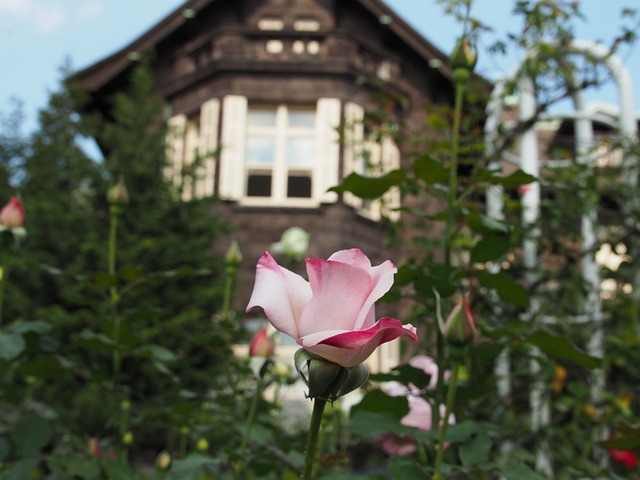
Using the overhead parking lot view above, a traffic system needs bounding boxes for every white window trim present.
[232,97,340,207]
[343,102,401,222]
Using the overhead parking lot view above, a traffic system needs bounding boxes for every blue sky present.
[0,0,638,137]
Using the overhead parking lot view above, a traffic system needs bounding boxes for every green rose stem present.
[236,377,263,478]
[303,398,327,480]
[432,362,461,480]
[222,263,236,319]
[0,243,8,328]
[108,205,122,377]
[434,72,466,437]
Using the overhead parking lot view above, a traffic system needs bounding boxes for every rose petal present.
[299,317,418,367]
[401,396,433,431]
[409,355,439,390]
[354,260,396,330]
[299,258,373,337]
[246,252,312,339]
[328,248,371,270]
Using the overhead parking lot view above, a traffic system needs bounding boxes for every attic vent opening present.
[258,18,284,30]
[294,19,320,31]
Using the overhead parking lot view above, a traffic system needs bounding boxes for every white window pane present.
[248,109,277,127]
[247,137,275,164]
[288,110,315,128]
[287,137,315,165]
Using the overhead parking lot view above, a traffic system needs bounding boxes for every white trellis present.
[484,39,637,477]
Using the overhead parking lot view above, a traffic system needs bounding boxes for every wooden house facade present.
[75,0,458,370]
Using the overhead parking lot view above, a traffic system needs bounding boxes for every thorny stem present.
[303,398,327,480]
[223,265,236,319]
[108,212,122,377]
[434,78,466,436]
[433,362,461,480]
[237,377,263,479]
[0,245,8,328]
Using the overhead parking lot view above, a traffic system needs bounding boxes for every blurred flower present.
[107,174,129,205]
[156,451,172,470]
[249,327,275,358]
[551,365,567,393]
[383,355,439,397]
[449,35,477,83]
[271,226,309,260]
[376,432,418,456]
[121,432,134,446]
[226,240,243,267]
[442,295,477,347]
[247,249,417,368]
[0,197,25,229]
[196,437,209,452]
[402,396,455,433]
[380,355,454,455]
[272,361,291,378]
[87,437,101,458]
[608,436,638,469]
[582,404,597,420]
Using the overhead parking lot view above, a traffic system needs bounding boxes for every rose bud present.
[249,327,275,358]
[0,197,25,229]
[450,35,477,84]
[442,295,477,347]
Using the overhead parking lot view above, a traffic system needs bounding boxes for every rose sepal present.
[294,349,369,403]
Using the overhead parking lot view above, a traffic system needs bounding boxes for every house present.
[74,0,459,371]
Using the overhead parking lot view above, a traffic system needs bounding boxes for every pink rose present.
[0,197,25,229]
[246,249,417,368]
[249,327,275,358]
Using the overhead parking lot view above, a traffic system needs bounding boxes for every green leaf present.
[66,457,102,479]
[476,270,529,307]
[167,453,220,479]
[12,415,52,456]
[413,155,448,184]
[136,344,177,363]
[471,234,510,263]
[500,463,547,480]
[75,329,115,352]
[329,170,405,199]
[7,320,52,335]
[466,212,511,234]
[460,432,492,467]
[444,421,481,443]
[93,272,118,288]
[598,436,640,450]
[497,170,537,189]
[526,331,603,368]
[387,456,425,480]
[2,458,40,480]
[478,168,537,188]
[350,389,408,416]
[348,410,408,437]
[18,355,71,380]
[0,332,25,360]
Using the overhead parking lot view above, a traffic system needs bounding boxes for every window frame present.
[243,104,317,207]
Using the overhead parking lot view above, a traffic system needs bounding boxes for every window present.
[343,102,401,221]
[293,18,320,31]
[219,95,340,205]
[165,99,219,200]
[258,17,284,31]
[245,105,316,201]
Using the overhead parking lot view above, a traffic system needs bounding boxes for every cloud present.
[76,1,104,22]
[34,5,65,34]
[0,0,32,14]
[0,0,66,34]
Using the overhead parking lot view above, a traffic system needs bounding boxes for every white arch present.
[484,39,636,476]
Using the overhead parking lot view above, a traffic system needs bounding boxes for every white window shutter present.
[165,114,186,189]
[382,137,401,221]
[314,98,341,203]
[196,98,220,198]
[343,102,365,209]
[219,95,248,200]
